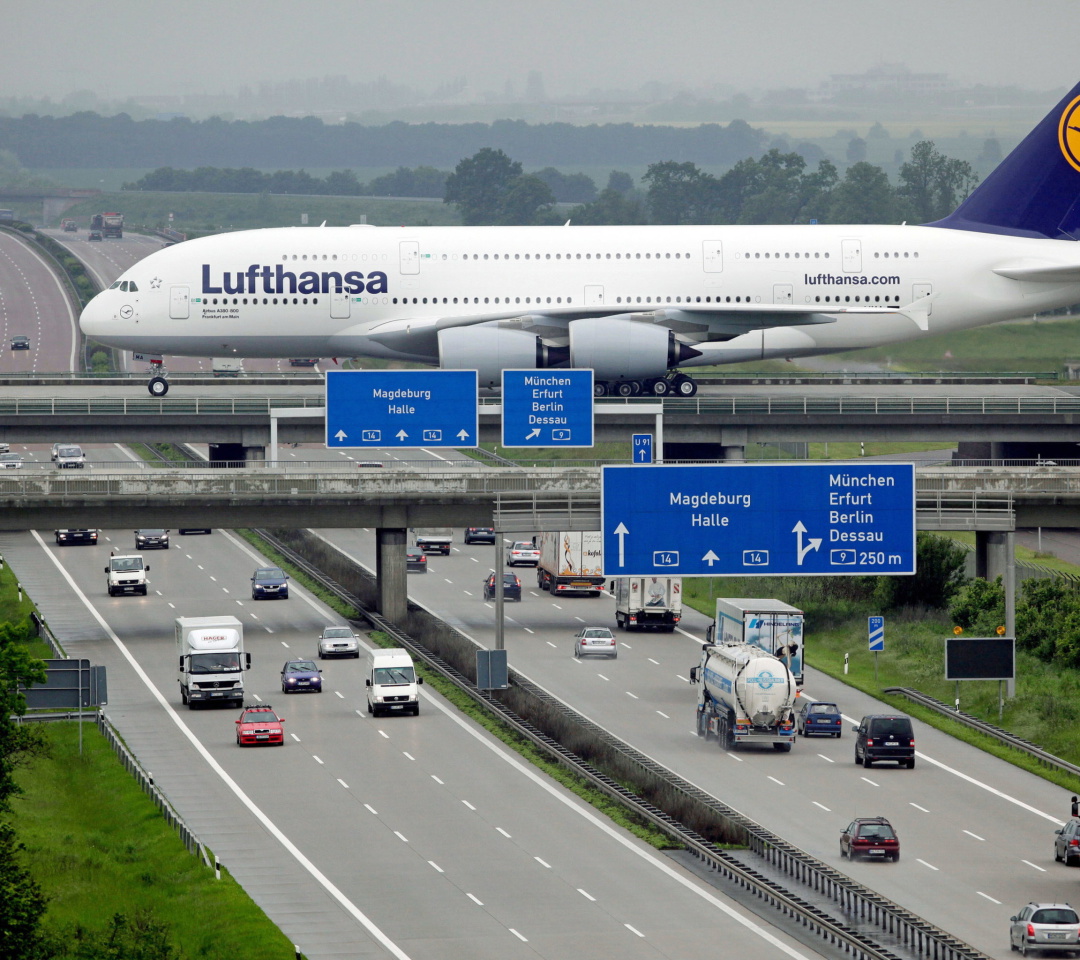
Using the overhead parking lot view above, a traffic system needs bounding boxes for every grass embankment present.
[13,725,298,959]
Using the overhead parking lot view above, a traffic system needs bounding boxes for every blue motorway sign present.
[601,463,915,577]
[325,370,478,448]
[632,434,653,464]
[501,369,593,447]
[868,616,885,651]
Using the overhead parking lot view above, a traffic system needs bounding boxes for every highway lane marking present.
[403,752,414,761]
[597,674,610,681]
[578,888,596,901]
[910,803,929,812]
[676,674,690,682]
[812,801,831,811]
[364,804,378,815]
[726,753,744,761]
[621,642,632,649]
[574,616,585,622]
[1023,860,1046,872]
[463,590,473,596]
[222,588,230,594]
[462,800,476,811]
[337,779,349,789]
[471,557,479,562]
[167,602,175,609]
[264,627,273,633]
[379,730,389,739]
[290,733,300,742]
[963,830,986,841]
[444,578,453,583]
[155,590,163,596]
[510,929,528,942]
[534,857,551,868]
[335,691,344,699]
[431,775,444,784]
[529,589,539,595]
[767,776,785,786]
[916,859,939,871]
[313,756,324,765]
[209,575,217,581]
[625,924,645,937]
[281,641,289,647]
[252,694,263,702]
[395,832,409,843]
[656,711,669,719]
[978,892,1002,904]
[627,692,639,699]
[466,893,482,905]
[860,777,879,787]
[817,755,834,763]
[496,827,511,838]
[355,710,365,717]
[428,861,443,873]
[648,658,659,665]
[197,564,204,570]
[552,603,562,609]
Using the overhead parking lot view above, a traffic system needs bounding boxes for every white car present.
[506,541,541,566]
[573,626,618,659]
[0,452,23,469]
[54,444,86,469]
[317,625,360,659]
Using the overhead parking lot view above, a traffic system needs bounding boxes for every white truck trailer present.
[612,577,682,631]
[413,527,453,555]
[176,615,249,708]
[536,531,604,596]
[710,598,805,687]
[689,642,798,751]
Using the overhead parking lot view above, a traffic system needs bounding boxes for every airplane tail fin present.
[929,82,1080,240]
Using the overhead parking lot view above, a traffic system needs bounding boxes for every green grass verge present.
[11,724,298,959]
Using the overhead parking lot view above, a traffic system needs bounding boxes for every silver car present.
[1010,903,1080,956]
[573,626,618,659]
[317,625,360,659]
[0,452,23,469]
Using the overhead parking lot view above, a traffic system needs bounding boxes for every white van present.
[105,552,149,596]
[365,648,422,716]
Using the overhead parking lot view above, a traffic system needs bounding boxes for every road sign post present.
[632,434,653,464]
[868,615,884,683]
[325,370,478,449]
[601,463,915,577]
[501,369,593,448]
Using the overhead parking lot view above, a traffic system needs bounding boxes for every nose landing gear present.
[146,359,169,397]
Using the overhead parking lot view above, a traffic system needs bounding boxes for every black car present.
[178,528,212,535]
[87,230,103,241]
[1056,819,1080,866]
[135,528,170,549]
[853,714,915,768]
[55,528,98,546]
[251,567,289,599]
[406,550,427,572]
[10,336,29,350]
[483,572,522,601]
[464,527,496,544]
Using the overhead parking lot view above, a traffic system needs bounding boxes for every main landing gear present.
[593,374,698,398]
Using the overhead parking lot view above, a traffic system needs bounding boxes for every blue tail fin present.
[929,82,1080,239]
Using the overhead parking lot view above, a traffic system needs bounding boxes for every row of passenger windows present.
[206,297,320,305]
[386,293,903,306]
[275,248,919,263]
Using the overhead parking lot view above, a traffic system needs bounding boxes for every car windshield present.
[512,542,534,549]
[241,709,279,724]
[189,652,241,674]
[373,666,415,684]
[322,628,351,638]
[110,558,143,571]
[140,529,166,536]
[583,629,611,638]
[58,447,81,456]
[810,703,838,714]
[1033,909,1080,924]
[1,453,20,461]
[255,568,284,580]
[285,661,317,672]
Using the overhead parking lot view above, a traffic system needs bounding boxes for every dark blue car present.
[281,659,322,693]
[251,567,289,599]
[797,700,842,737]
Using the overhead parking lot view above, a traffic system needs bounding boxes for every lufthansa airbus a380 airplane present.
[81,81,1080,397]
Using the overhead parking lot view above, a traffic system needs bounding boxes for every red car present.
[840,816,899,862]
[235,704,285,746]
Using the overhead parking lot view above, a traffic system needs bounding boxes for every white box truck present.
[536,531,604,596]
[612,577,682,631]
[176,615,249,708]
[365,647,422,716]
[414,527,453,555]
[710,598,805,687]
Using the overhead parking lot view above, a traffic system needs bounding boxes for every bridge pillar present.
[244,445,265,463]
[974,530,1010,581]
[375,528,408,624]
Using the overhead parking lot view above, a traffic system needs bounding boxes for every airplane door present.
[841,239,862,272]
[703,240,724,273]
[773,284,792,305]
[585,284,604,305]
[399,241,420,275]
[330,286,351,320]
[912,282,932,315]
[169,285,189,319]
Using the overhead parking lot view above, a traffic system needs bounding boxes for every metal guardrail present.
[256,527,989,960]
[884,687,1080,781]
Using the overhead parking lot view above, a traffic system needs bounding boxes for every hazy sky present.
[6,0,1078,102]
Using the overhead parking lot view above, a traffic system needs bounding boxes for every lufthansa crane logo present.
[1058,95,1080,173]
[745,669,781,690]
[119,305,133,319]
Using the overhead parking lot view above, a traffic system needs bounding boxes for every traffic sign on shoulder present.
[632,434,653,464]
[325,370,478,448]
[868,616,885,651]
[601,463,915,577]
[501,369,593,447]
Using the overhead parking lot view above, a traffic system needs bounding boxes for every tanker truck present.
[689,642,798,751]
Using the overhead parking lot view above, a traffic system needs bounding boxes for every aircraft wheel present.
[673,375,697,397]
[629,380,642,395]
[593,382,608,397]
[649,378,670,396]
[616,381,635,397]
[148,376,169,397]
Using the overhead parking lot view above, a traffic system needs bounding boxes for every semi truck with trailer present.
[90,212,123,238]
[689,641,798,751]
[176,615,249,708]
[709,598,805,687]
[612,576,682,630]
[413,528,453,555]
[536,530,604,596]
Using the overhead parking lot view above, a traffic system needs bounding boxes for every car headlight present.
[286,677,296,684]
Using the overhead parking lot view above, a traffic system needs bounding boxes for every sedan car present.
[0,452,23,469]
[280,659,323,693]
[464,527,496,544]
[573,626,618,659]
[483,572,522,601]
[235,704,285,746]
[840,817,899,861]
[1009,903,1080,955]
[87,230,103,241]
[251,566,289,599]
[506,541,541,566]
[135,529,170,550]
[10,335,29,350]
[0,442,8,454]
[405,550,427,572]
[1055,819,1080,866]
[796,700,843,737]
[318,625,360,659]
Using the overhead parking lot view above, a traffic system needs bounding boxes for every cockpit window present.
[110,281,121,289]
[128,281,138,291]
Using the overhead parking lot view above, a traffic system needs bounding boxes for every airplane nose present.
[79,291,112,340]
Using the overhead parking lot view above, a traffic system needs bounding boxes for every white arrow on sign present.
[702,550,720,567]
[792,521,822,565]
[396,429,408,441]
[526,428,541,440]
[613,522,629,567]
[457,429,470,441]
[334,429,347,441]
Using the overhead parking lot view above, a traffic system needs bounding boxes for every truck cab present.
[105,553,149,595]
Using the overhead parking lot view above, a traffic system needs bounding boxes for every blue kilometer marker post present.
[325,370,478,448]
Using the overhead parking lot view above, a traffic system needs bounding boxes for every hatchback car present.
[1009,903,1080,955]
[88,230,103,241]
[135,529,170,550]
[10,335,29,350]
[281,659,323,693]
[318,625,360,659]
[1055,819,1080,866]
[405,550,427,572]
[797,700,843,737]
[506,541,541,566]
[483,572,522,601]
[235,704,285,746]
[464,527,496,544]
[0,452,23,469]
[574,626,618,659]
[840,816,899,861]
[251,567,289,599]
[853,714,915,768]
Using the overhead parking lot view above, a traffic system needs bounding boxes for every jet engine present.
[438,325,568,389]
[569,316,700,381]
